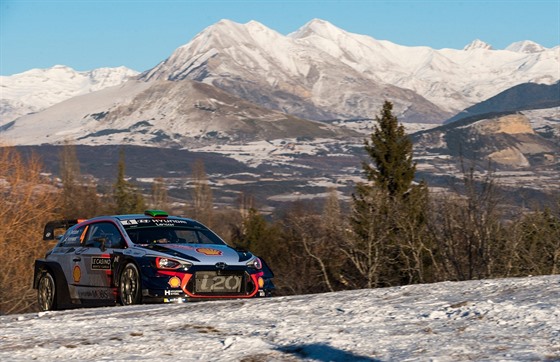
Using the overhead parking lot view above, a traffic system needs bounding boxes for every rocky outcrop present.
[413,112,558,169]
[471,114,535,135]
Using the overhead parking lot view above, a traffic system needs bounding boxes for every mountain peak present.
[506,40,546,53]
[463,39,494,51]
[289,18,346,40]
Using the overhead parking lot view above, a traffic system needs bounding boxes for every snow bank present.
[0,275,558,361]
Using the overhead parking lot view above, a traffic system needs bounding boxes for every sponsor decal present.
[120,220,138,226]
[196,248,222,256]
[164,290,182,296]
[73,265,81,283]
[168,276,181,288]
[92,257,111,270]
[173,245,196,251]
[77,288,112,300]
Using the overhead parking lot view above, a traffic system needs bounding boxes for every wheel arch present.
[34,260,71,308]
[117,258,144,305]
[113,255,142,288]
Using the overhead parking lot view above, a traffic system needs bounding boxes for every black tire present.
[119,263,142,306]
[37,271,57,311]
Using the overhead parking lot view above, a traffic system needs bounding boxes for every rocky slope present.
[414,112,558,169]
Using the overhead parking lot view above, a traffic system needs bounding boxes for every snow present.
[463,39,494,51]
[1,275,558,361]
[506,41,547,54]
[0,65,138,124]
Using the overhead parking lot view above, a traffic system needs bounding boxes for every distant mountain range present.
[1,19,558,131]
[0,19,558,206]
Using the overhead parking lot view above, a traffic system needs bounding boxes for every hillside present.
[1,79,354,147]
[445,81,560,124]
[0,275,558,361]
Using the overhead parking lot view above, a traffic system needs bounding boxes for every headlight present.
[156,257,191,271]
[246,257,262,270]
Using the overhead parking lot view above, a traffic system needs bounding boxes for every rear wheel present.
[37,272,57,311]
[119,263,142,306]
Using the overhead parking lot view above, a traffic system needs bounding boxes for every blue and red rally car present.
[33,210,274,311]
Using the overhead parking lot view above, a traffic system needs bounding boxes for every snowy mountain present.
[463,39,494,51]
[139,19,448,124]
[0,18,558,196]
[140,19,559,121]
[1,19,558,134]
[0,65,138,124]
[1,275,558,361]
[506,40,548,53]
[0,79,354,147]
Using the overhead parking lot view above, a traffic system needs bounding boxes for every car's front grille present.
[186,270,256,296]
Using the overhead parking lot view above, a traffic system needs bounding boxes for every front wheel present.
[37,271,57,311]
[119,263,142,306]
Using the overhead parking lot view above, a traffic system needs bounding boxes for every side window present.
[61,225,88,247]
[84,222,124,249]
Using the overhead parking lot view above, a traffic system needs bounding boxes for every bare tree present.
[150,177,169,210]
[0,147,60,314]
[428,168,505,281]
[59,141,100,218]
[189,159,214,227]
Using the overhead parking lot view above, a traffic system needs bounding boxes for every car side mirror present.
[94,237,108,252]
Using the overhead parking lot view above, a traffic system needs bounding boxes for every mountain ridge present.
[2,19,558,126]
[138,19,559,122]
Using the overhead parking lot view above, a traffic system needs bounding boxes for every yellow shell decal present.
[73,265,81,283]
[168,276,181,288]
[196,247,223,256]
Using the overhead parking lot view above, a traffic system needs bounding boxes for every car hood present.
[138,243,253,265]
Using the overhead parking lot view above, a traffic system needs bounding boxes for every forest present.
[1,101,558,315]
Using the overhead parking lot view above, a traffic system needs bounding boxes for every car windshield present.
[125,226,225,245]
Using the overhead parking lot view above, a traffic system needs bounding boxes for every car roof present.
[81,211,200,225]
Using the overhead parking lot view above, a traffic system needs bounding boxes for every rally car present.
[33,210,274,311]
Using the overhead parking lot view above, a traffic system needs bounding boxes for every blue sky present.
[1,0,559,76]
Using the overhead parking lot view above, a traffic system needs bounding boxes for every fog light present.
[258,277,265,288]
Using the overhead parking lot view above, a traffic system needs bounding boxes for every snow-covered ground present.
[1,275,558,361]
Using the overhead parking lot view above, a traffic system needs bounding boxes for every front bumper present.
[140,266,273,302]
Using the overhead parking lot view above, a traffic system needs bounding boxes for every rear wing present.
[43,219,85,240]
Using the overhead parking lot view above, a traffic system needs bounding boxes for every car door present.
[73,221,125,305]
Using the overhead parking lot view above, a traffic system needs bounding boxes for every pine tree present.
[348,100,431,287]
[362,100,416,198]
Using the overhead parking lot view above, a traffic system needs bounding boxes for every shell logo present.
[168,276,181,288]
[196,247,222,256]
[73,265,81,283]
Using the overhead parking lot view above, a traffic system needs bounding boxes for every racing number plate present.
[194,271,243,293]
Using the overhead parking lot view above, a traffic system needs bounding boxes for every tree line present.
[1,101,558,314]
